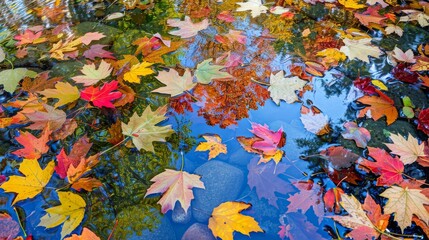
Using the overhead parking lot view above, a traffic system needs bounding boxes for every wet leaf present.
[357,93,398,125]
[195,59,232,84]
[320,146,361,169]
[123,61,154,83]
[64,227,100,240]
[12,128,50,159]
[385,133,425,165]
[0,68,37,93]
[300,106,330,135]
[278,212,324,240]
[21,72,61,93]
[324,187,344,213]
[340,38,383,63]
[0,213,20,240]
[38,82,80,108]
[145,169,205,213]
[392,47,416,63]
[25,104,67,131]
[167,16,209,38]
[268,71,307,105]
[152,69,196,97]
[83,44,116,60]
[208,201,263,240]
[0,159,55,205]
[338,0,366,9]
[72,60,113,86]
[287,181,324,223]
[80,80,123,108]
[236,0,268,18]
[39,191,86,239]
[80,32,105,45]
[341,122,371,148]
[195,134,227,160]
[55,135,92,179]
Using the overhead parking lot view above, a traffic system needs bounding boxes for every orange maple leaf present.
[12,128,51,159]
[357,92,398,125]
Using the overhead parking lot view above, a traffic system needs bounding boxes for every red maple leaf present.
[14,30,43,46]
[80,80,122,108]
[360,147,404,186]
[55,136,93,179]
[12,128,51,159]
[83,44,116,60]
[249,122,286,155]
[286,180,325,223]
[323,187,344,213]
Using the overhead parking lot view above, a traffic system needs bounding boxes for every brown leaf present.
[21,72,62,93]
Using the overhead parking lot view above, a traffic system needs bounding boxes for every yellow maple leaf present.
[123,61,154,83]
[39,191,86,239]
[38,82,80,108]
[195,134,227,160]
[0,159,54,205]
[208,201,263,240]
[338,0,366,9]
[144,41,183,64]
[316,48,347,67]
[50,38,82,60]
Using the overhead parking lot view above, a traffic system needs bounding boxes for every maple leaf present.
[50,38,81,60]
[72,60,112,86]
[385,133,425,165]
[268,71,307,105]
[399,10,429,27]
[340,38,383,63]
[14,29,46,46]
[55,135,93,179]
[25,104,67,131]
[143,41,183,64]
[363,193,390,233]
[385,24,403,36]
[66,155,100,184]
[80,32,105,45]
[194,59,232,84]
[208,201,263,240]
[145,169,204,213]
[338,0,366,9]
[341,122,371,148]
[236,0,268,18]
[21,72,61,93]
[80,80,123,108]
[167,16,209,38]
[70,177,102,192]
[300,106,330,135]
[354,12,386,27]
[380,185,429,232]
[0,68,37,93]
[195,134,227,160]
[411,56,429,71]
[249,122,286,155]
[316,48,347,67]
[330,194,380,239]
[392,47,416,63]
[12,128,50,159]
[152,69,196,97]
[247,157,293,207]
[39,191,86,239]
[123,61,154,83]
[357,93,398,125]
[320,146,361,169]
[121,105,174,152]
[0,159,55,205]
[287,181,325,223]
[83,44,116,60]
[64,227,100,240]
[366,0,388,8]
[324,187,344,213]
[38,82,80,108]
[0,213,20,239]
[360,147,404,186]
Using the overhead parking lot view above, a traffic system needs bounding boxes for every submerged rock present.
[172,202,192,224]
[132,215,176,240]
[182,223,215,240]
[192,160,244,222]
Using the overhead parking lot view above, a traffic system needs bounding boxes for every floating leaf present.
[152,69,196,97]
[268,71,307,105]
[385,133,425,165]
[80,80,122,109]
[195,59,232,84]
[0,68,37,93]
[357,93,398,125]
[72,60,112,86]
[236,0,268,18]
[341,122,371,148]
[195,134,227,160]
[340,38,383,63]
[12,128,50,159]
[123,61,154,83]
[38,82,80,108]
[167,16,209,38]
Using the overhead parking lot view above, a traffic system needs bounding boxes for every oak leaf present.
[380,185,429,232]
[123,61,154,83]
[208,201,263,240]
[12,128,50,159]
[268,71,307,105]
[357,93,398,125]
[72,60,112,86]
[385,133,425,165]
[167,16,209,38]
[80,80,122,108]
[39,191,86,239]
[340,38,383,63]
[145,169,205,213]
[360,147,404,186]
[0,159,55,205]
[121,105,174,152]
[38,82,80,108]
[195,134,227,160]
[195,59,232,84]
[152,69,196,97]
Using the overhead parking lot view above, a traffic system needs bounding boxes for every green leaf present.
[402,96,415,108]
[0,68,37,93]
[194,59,232,84]
[403,106,415,118]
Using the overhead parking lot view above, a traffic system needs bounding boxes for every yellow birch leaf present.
[208,201,263,240]
[0,159,55,205]
[123,61,154,83]
[195,134,227,160]
[38,82,80,108]
[39,191,86,239]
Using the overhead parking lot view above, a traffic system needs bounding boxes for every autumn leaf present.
[324,187,344,213]
[25,104,67,131]
[80,80,123,108]
[50,38,81,60]
[70,177,102,192]
[236,0,268,18]
[0,159,55,205]
[194,59,232,84]
[167,16,209,38]
[152,69,196,97]
[83,44,116,60]
[385,133,425,165]
[143,41,183,64]
[123,61,154,83]
[145,169,205,213]
[12,128,50,159]
[316,48,347,67]
[72,60,112,86]
[341,122,371,148]
[38,82,80,108]
[55,135,93,179]
[392,46,416,63]
[268,71,307,105]
[249,122,286,156]
[357,93,398,125]
[360,147,404,186]
[39,191,86,239]
[195,134,227,160]
[247,158,293,208]
[320,146,361,169]
[278,212,325,240]
[338,0,366,9]
[64,227,100,240]
[287,181,324,223]
[300,106,330,135]
[21,72,61,93]
[0,213,20,239]
[121,105,174,152]
[14,29,46,46]
[208,201,263,240]
[80,32,105,45]
[380,185,429,232]
[340,38,383,63]
[0,68,37,93]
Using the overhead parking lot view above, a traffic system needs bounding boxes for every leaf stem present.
[250,78,270,86]
[180,151,185,171]
[5,58,14,69]
[99,137,131,156]
[13,207,27,237]
[402,173,429,187]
